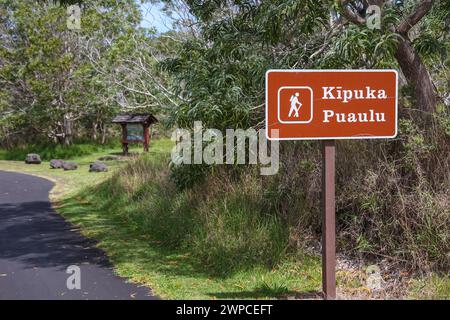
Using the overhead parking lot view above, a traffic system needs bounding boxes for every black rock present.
[25,153,41,164]
[50,159,65,169]
[63,162,78,171]
[89,162,108,172]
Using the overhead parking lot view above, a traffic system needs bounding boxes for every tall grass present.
[85,156,289,276]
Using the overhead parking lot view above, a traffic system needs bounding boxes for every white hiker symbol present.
[288,92,302,118]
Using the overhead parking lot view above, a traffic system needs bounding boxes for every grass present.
[408,274,450,300]
[48,193,324,300]
[1,149,118,197]
[0,139,323,299]
[54,152,323,299]
[0,138,448,300]
[0,140,172,197]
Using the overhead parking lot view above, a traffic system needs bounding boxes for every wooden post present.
[143,124,150,152]
[121,124,128,156]
[322,140,336,300]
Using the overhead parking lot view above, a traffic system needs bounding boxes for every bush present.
[275,109,450,272]
[0,141,119,161]
[169,163,209,190]
[188,171,288,275]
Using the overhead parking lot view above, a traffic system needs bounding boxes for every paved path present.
[0,170,157,300]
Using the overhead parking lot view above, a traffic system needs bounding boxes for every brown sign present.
[266,70,398,140]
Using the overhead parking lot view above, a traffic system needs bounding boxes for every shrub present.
[278,109,450,272]
[169,163,209,190]
[188,171,288,275]
[0,141,119,161]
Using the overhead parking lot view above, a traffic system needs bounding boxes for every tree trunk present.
[394,35,436,113]
[63,114,73,145]
[340,0,437,112]
[92,122,98,141]
[100,122,107,145]
[0,126,12,149]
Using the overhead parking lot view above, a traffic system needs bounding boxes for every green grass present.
[408,274,450,300]
[0,139,173,197]
[1,138,448,300]
[54,152,323,299]
[49,194,324,299]
[0,139,323,299]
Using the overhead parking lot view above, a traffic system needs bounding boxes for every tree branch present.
[396,0,434,34]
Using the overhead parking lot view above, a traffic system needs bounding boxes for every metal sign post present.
[322,140,336,300]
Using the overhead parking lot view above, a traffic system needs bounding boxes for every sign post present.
[322,140,336,300]
[266,69,398,300]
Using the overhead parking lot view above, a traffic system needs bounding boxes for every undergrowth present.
[67,107,449,287]
[0,140,120,161]
[81,155,289,276]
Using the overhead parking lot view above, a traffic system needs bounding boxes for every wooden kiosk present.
[112,113,158,155]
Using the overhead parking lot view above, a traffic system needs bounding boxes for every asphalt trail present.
[0,170,157,300]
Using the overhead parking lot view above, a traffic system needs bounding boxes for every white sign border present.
[265,69,399,141]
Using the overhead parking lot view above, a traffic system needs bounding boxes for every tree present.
[0,0,161,145]
[159,0,448,131]
[339,0,447,113]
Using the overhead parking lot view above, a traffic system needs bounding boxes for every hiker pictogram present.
[277,86,313,124]
[288,93,302,118]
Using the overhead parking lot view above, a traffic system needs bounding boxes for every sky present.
[139,2,173,33]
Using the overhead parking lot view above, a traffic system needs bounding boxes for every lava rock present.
[50,159,65,169]
[89,162,108,172]
[25,153,41,164]
[63,162,78,171]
